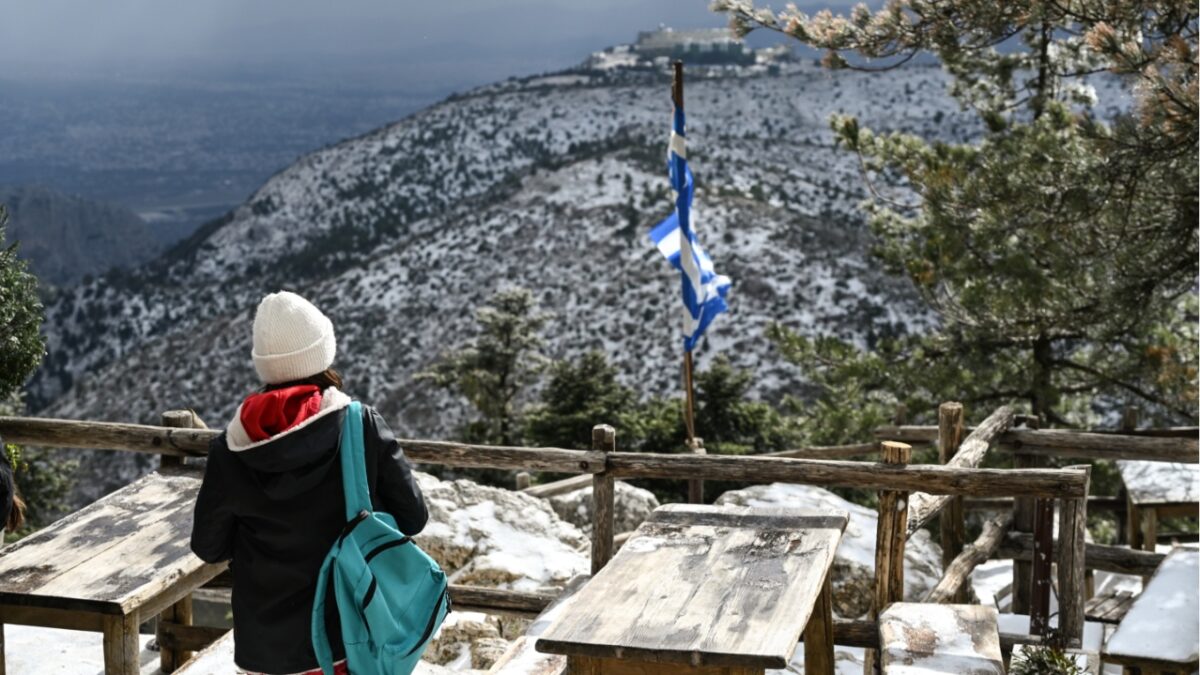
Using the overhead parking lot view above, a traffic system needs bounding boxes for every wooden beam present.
[764,443,879,460]
[906,406,1015,537]
[830,619,1046,652]
[606,453,1087,498]
[1057,466,1091,648]
[591,425,616,575]
[521,474,592,498]
[864,441,911,675]
[996,533,1165,576]
[447,585,557,617]
[936,402,967,602]
[924,512,1013,604]
[154,623,228,653]
[876,423,1198,463]
[1028,498,1055,637]
[964,496,1124,512]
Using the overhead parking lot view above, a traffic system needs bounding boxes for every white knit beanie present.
[251,291,337,385]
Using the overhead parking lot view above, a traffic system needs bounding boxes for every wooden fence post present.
[590,425,616,575]
[1057,464,1091,648]
[515,471,531,490]
[159,410,195,469]
[1011,415,1041,614]
[687,437,705,504]
[937,402,967,602]
[158,411,199,671]
[1028,498,1055,637]
[864,440,912,675]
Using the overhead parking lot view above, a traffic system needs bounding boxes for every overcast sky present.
[0,1,847,90]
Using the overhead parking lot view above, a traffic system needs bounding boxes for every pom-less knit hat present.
[251,291,336,385]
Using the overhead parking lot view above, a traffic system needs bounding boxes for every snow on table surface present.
[879,603,1004,675]
[1116,460,1200,505]
[1105,548,1200,663]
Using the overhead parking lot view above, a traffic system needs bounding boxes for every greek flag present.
[649,105,731,352]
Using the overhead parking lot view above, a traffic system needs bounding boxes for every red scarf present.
[239,385,324,442]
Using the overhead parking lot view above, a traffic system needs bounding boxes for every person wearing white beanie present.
[191,290,428,675]
[251,290,338,385]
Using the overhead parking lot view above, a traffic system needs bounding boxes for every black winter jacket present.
[191,394,428,674]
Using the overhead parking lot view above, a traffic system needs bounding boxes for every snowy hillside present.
[33,57,976,502]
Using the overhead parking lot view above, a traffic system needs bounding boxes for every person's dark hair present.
[263,367,343,393]
[5,483,25,534]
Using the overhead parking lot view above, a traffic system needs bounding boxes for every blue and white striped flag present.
[649,105,731,352]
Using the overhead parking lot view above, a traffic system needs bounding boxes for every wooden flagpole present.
[673,60,705,504]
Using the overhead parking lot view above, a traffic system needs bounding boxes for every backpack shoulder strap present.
[338,401,372,521]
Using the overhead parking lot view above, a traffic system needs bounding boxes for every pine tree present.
[714,0,1198,426]
[416,288,549,445]
[0,206,45,399]
[524,351,636,450]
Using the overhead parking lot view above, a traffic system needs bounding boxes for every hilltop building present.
[633,27,756,65]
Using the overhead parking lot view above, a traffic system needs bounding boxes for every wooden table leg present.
[103,612,140,675]
[1140,508,1158,553]
[804,572,835,675]
[159,594,194,672]
[1127,499,1142,551]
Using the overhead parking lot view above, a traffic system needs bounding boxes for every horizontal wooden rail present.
[606,452,1088,498]
[875,424,1198,463]
[448,585,559,618]
[0,417,607,474]
[965,496,1124,512]
[830,618,1044,651]
[521,474,592,498]
[763,443,879,460]
[0,416,1088,496]
[997,532,1165,576]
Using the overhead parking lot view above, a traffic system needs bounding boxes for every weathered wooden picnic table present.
[0,468,226,675]
[534,503,848,675]
[1117,460,1200,553]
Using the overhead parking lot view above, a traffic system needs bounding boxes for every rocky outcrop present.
[547,480,659,536]
[715,483,943,618]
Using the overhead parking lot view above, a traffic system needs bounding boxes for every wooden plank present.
[156,621,228,653]
[1010,447,1041,615]
[995,533,1165,576]
[536,504,847,669]
[878,603,1003,675]
[905,406,1014,537]
[606,453,1087,498]
[0,470,216,614]
[803,573,835,675]
[925,512,1012,604]
[831,618,1049,652]
[1084,589,1135,624]
[1057,466,1091,648]
[1117,460,1200,506]
[875,424,1199,462]
[0,604,105,631]
[937,402,967,602]
[591,425,616,575]
[567,655,761,674]
[521,474,592,498]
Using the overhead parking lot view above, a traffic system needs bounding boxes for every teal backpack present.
[311,401,450,675]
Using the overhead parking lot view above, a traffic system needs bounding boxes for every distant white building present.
[634,27,755,65]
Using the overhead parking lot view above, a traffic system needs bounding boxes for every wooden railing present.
[4,405,1181,653]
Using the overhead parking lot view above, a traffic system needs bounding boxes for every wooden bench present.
[878,603,1004,675]
[1117,461,1199,554]
[1084,588,1137,624]
[535,504,848,675]
[1103,548,1199,674]
[0,468,226,675]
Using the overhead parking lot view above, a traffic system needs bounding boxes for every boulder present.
[414,472,589,592]
[546,480,660,536]
[715,483,943,618]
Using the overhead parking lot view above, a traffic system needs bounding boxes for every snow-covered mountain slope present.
[32,59,976,502]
